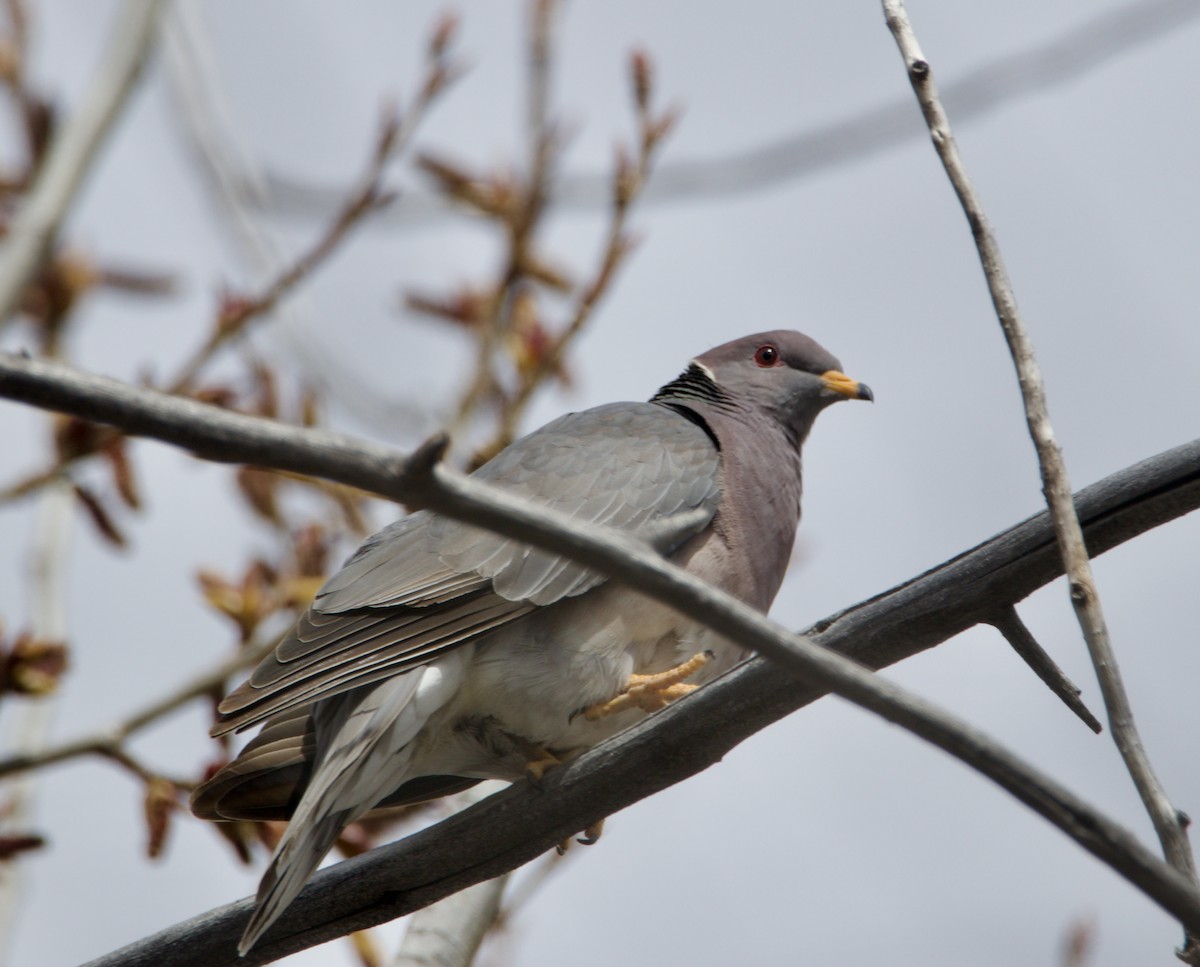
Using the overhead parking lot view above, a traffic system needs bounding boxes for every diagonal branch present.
[247,0,1200,223]
[80,434,1200,967]
[2,351,1200,966]
[989,605,1101,734]
[0,632,277,782]
[882,2,1200,960]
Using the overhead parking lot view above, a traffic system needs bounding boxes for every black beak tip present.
[857,382,874,403]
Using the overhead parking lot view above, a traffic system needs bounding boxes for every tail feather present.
[237,653,468,954]
[238,812,348,954]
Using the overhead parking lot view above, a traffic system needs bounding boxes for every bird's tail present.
[238,809,353,955]
[238,656,468,954]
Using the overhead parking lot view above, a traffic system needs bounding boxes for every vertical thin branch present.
[448,0,560,446]
[0,481,73,955]
[392,783,512,967]
[881,3,1199,961]
[161,1,454,434]
[0,0,165,325]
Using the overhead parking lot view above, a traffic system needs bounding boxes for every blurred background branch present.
[225,0,1200,223]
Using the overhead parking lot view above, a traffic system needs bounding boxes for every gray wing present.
[212,402,720,735]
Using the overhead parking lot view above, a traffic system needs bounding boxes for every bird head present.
[653,330,872,448]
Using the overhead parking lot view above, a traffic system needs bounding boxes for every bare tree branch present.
[2,352,1200,966]
[243,0,1200,224]
[0,633,277,782]
[989,606,1101,734]
[0,480,72,952]
[881,2,1200,961]
[391,783,511,967]
[78,432,1200,967]
[0,0,165,325]
[160,1,446,434]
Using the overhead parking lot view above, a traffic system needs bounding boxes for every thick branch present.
[81,434,1200,966]
[0,0,165,324]
[882,4,1199,959]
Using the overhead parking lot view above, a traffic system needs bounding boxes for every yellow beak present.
[821,370,874,402]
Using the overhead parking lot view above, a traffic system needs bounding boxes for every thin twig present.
[491,50,674,451]
[881,3,1199,960]
[0,632,276,781]
[448,0,561,446]
[0,0,165,325]
[166,111,401,394]
[76,435,1200,965]
[4,352,1200,958]
[0,51,456,506]
[160,3,441,436]
[0,479,72,954]
[989,606,1102,734]
[167,36,458,398]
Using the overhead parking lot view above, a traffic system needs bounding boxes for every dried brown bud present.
[236,466,283,528]
[299,386,320,428]
[210,818,256,865]
[250,362,279,419]
[215,291,256,336]
[20,250,98,334]
[291,524,330,578]
[429,12,459,61]
[335,821,376,859]
[196,562,279,642]
[256,820,286,852]
[2,633,68,696]
[613,144,638,208]
[73,484,127,548]
[405,287,490,329]
[646,104,682,149]
[0,37,22,86]
[0,834,46,862]
[191,385,238,409]
[417,153,515,219]
[329,485,370,536]
[630,48,653,113]
[93,265,176,296]
[521,254,574,293]
[104,439,141,510]
[22,96,54,166]
[53,415,111,460]
[506,292,570,388]
[143,778,178,860]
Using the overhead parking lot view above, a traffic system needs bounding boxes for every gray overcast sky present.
[1,1,1198,965]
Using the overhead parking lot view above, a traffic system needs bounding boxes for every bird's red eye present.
[754,344,780,367]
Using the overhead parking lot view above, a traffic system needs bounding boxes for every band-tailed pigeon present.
[191,330,871,953]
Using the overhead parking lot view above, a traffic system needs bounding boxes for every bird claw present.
[582,651,712,720]
[557,818,606,855]
[523,748,562,785]
[577,818,605,845]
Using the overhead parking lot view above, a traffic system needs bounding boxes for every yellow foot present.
[523,748,562,784]
[557,818,606,855]
[583,651,713,721]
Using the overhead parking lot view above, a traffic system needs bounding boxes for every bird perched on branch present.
[191,329,872,954]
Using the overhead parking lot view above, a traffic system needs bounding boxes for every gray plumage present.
[191,330,871,954]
